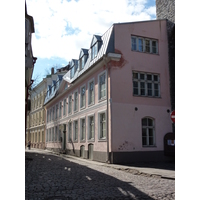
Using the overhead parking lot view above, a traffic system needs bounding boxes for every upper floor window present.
[99,72,106,100]
[88,80,94,105]
[59,102,62,118]
[74,120,78,142]
[68,95,72,114]
[132,71,160,97]
[63,99,66,116]
[74,91,78,112]
[80,86,86,109]
[70,60,78,79]
[131,36,158,54]
[90,35,102,60]
[142,117,155,146]
[52,107,55,120]
[99,112,106,140]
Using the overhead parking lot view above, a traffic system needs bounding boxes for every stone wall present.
[156,0,175,23]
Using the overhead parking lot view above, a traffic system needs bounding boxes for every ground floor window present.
[142,117,155,146]
[99,112,106,140]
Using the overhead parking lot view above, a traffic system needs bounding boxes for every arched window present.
[142,117,155,146]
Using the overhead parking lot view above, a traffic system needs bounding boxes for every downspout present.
[103,55,110,163]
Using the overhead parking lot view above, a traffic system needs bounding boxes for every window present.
[52,127,54,142]
[99,72,106,100]
[80,118,86,141]
[131,36,158,54]
[63,99,66,116]
[59,102,62,118]
[80,86,86,108]
[47,110,49,123]
[74,91,78,112]
[88,115,95,140]
[46,129,48,142]
[50,109,52,121]
[52,107,55,120]
[68,122,72,142]
[55,126,58,142]
[99,112,106,140]
[88,80,94,105]
[59,129,61,142]
[132,71,160,97]
[91,43,98,60]
[68,95,72,114]
[74,120,78,141]
[49,128,51,142]
[80,55,85,70]
[142,117,155,146]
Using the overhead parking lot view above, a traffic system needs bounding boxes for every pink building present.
[44,19,173,164]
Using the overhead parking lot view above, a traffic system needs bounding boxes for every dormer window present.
[90,35,102,60]
[48,85,51,95]
[79,49,88,71]
[70,59,78,79]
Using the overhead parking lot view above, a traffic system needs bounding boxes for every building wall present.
[156,0,175,23]
[108,20,173,163]
[45,66,108,162]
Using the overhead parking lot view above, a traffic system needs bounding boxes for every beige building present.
[26,79,47,149]
[26,67,69,149]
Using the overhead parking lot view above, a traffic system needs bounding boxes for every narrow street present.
[25,149,175,200]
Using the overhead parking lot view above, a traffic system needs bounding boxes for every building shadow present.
[25,152,155,199]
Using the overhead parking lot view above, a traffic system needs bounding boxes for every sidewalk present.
[25,148,175,180]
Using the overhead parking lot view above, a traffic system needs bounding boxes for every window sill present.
[98,139,107,142]
[142,145,157,148]
[80,106,86,111]
[88,102,95,107]
[88,139,95,142]
[80,140,86,143]
[98,97,106,103]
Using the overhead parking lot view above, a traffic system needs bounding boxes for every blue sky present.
[26,0,156,83]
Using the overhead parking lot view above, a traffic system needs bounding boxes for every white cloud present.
[26,0,156,62]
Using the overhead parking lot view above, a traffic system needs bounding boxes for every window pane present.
[148,118,153,126]
[148,128,153,136]
[133,72,138,79]
[142,137,147,145]
[154,75,158,81]
[142,128,147,136]
[149,137,154,145]
[147,74,152,81]
[138,39,143,52]
[140,82,145,95]
[152,41,157,54]
[140,74,145,80]
[145,39,150,53]
[131,37,137,51]
[142,118,147,126]
[147,83,152,96]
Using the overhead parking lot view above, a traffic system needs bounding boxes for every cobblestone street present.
[25,150,175,200]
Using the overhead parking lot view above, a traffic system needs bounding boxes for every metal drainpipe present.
[103,55,110,163]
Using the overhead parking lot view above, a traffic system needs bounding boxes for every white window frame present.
[131,36,158,54]
[98,70,107,101]
[132,71,160,97]
[68,121,72,142]
[142,117,156,147]
[59,101,62,118]
[88,114,95,141]
[63,99,66,116]
[91,42,98,60]
[98,111,107,140]
[74,90,79,112]
[80,85,86,109]
[68,95,72,115]
[55,126,58,142]
[73,119,78,142]
[88,78,95,106]
[80,117,86,141]
[52,106,55,120]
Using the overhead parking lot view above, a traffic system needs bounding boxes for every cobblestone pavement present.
[25,151,175,200]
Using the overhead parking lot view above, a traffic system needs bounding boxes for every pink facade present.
[44,19,173,163]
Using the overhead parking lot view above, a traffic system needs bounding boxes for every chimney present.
[51,67,54,75]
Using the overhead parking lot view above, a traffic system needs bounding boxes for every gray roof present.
[63,25,114,83]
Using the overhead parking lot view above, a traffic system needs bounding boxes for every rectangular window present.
[99,72,106,100]
[52,107,55,120]
[59,129,61,142]
[59,102,62,118]
[88,116,95,140]
[55,105,58,119]
[131,36,158,54]
[68,122,72,142]
[81,118,85,141]
[91,43,98,60]
[80,86,86,108]
[55,126,57,142]
[46,129,48,142]
[74,92,78,111]
[74,120,78,141]
[99,113,106,140]
[132,71,160,97]
[63,99,66,116]
[68,96,72,114]
[142,118,155,146]
[50,109,52,121]
[49,128,51,142]
[88,81,94,105]
[52,127,54,142]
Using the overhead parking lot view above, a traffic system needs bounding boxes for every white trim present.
[80,84,86,110]
[98,110,107,141]
[73,89,79,112]
[98,70,107,102]
[87,114,95,141]
[88,78,95,106]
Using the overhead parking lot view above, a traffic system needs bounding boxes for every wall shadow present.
[25,152,155,200]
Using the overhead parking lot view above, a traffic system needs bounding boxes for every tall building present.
[44,19,173,163]
[25,2,37,145]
